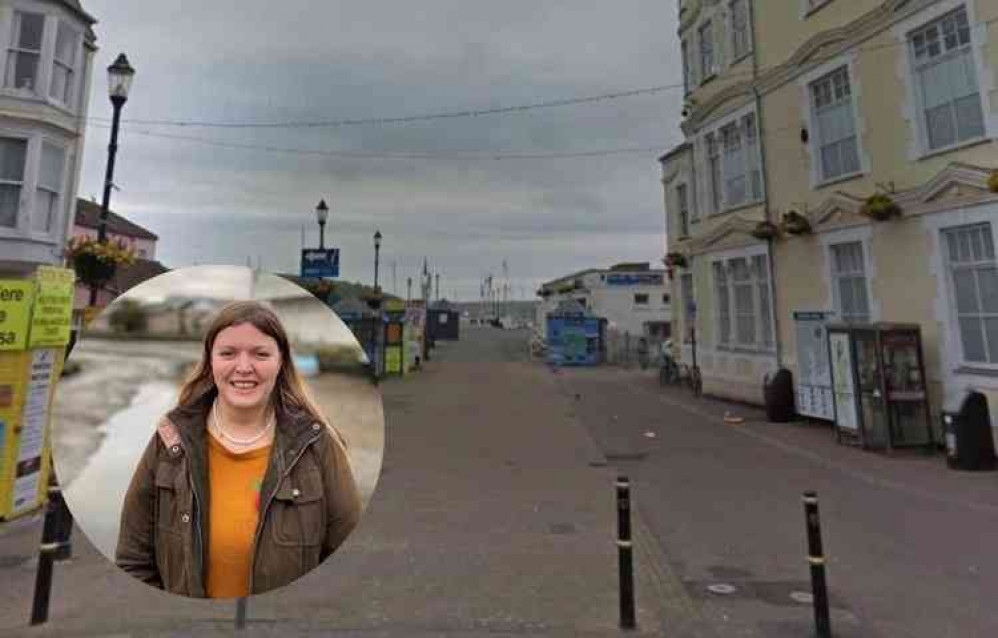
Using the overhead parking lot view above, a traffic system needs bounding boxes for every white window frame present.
[0,6,84,115]
[728,0,752,63]
[942,222,997,366]
[676,182,690,237]
[894,0,996,161]
[829,241,872,323]
[49,19,80,107]
[697,104,765,214]
[32,140,66,235]
[0,134,29,231]
[709,244,775,353]
[699,20,717,83]
[799,54,870,188]
[705,132,722,214]
[0,128,70,242]
[924,203,998,383]
[681,38,691,96]
[819,226,879,324]
[3,9,46,94]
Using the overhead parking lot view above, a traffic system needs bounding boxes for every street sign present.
[301,248,339,278]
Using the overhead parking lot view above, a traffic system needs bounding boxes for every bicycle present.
[659,354,702,397]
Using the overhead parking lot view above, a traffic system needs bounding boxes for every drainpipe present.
[748,0,784,370]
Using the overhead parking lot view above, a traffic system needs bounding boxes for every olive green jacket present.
[115,396,362,597]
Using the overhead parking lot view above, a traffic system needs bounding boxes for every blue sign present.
[301,248,339,278]
[605,273,664,286]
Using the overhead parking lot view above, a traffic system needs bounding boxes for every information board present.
[300,249,340,278]
[829,332,859,432]
[793,311,835,420]
[0,280,35,351]
[29,267,75,348]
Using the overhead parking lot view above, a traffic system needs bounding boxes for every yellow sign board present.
[0,280,36,351]
[28,267,75,348]
[385,299,406,312]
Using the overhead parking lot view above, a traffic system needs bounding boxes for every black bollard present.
[235,597,248,629]
[803,491,832,637]
[49,473,73,561]
[30,483,70,625]
[616,476,636,630]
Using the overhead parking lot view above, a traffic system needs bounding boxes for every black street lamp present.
[90,53,135,306]
[315,199,328,250]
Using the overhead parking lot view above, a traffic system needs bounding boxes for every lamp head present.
[107,53,135,100]
[374,230,382,249]
[315,199,329,225]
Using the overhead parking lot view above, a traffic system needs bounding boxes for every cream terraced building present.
[661,0,998,441]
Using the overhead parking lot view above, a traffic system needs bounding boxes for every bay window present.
[3,11,84,112]
[699,21,716,80]
[33,143,65,233]
[730,0,751,61]
[50,22,80,105]
[0,134,68,237]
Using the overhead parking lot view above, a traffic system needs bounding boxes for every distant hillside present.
[276,274,402,304]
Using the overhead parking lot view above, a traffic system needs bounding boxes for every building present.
[71,198,166,308]
[536,262,672,342]
[0,0,97,277]
[661,0,997,442]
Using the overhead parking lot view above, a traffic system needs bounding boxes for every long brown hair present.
[176,300,346,447]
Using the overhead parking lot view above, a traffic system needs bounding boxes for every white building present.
[536,263,672,341]
[0,0,97,277]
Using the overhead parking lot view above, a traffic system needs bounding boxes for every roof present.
[75,199,158,241]
[106,259,170,296]
[57,0,97,24]
[550,299,594,317]
[658,141,692,163]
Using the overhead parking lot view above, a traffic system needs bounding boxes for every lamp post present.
[373,230,382,292]
[315,199,328,250]
[90,53,135,306]
[372,230,382,380]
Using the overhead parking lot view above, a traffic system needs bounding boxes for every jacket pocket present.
[269,470,324,548]
[153,462,191,595]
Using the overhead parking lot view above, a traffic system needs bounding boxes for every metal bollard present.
[616,476,636,630]
[235,597,248,629]
[803,491,832,638]
[30,484,70,625]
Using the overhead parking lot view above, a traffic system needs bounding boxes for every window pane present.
[0,139,27,181]
[758,282,773,346]
[9,52,40,91]
[736,313,756,345]
[839,278,856,318]
[926,103,956,150]
[39,144,64,190]
[50,65,69,101]
[0,184,19,228]
[959,317,986,362]
[822,144,842,180]
[986,318,998,364]
[954,93,985,142]
[983,227,995,260]
[54,23,78,65]
[852,278,870,316]
[16,13,45,50]
[979,267,998,313]
[953,269,980,313]
[32,189,55,233]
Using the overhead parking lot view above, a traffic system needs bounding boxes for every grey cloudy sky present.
[78,0,684,301]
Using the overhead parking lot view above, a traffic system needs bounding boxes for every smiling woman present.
[114,300,363,598]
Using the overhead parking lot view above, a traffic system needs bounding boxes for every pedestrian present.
[115,300,362,598]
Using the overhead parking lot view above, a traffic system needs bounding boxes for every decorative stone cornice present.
[685,215,764,255]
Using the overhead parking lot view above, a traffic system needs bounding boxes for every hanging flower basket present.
[751,220,780,240]
[859,193,901,221]
[663,251,688,269]
[780,209,812,235]
[988,170,998,193]
[65,236,137,287]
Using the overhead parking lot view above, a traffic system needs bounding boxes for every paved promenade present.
[0,327,678,637]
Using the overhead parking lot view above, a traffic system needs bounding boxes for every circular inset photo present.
[52,266,384,599]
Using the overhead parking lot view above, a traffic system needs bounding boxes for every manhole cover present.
[707,583,737,595]
[790,591,814,604]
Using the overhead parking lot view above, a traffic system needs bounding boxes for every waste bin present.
[763,368,795,423]
[943,391,996,471]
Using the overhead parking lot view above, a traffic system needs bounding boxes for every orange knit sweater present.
[205,434,272,598]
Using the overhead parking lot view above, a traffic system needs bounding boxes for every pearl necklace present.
[212,400,274,446]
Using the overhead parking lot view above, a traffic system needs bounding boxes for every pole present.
[318,220,325,250]
[616,476,636,630]
[235,597,248,629]
[30,483,72,625]
[393,260,397,296]
[803,491,832,638]
[407,277,412,307]
[89,96,125,307]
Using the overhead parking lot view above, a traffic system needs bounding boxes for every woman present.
[116,300,362,598]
